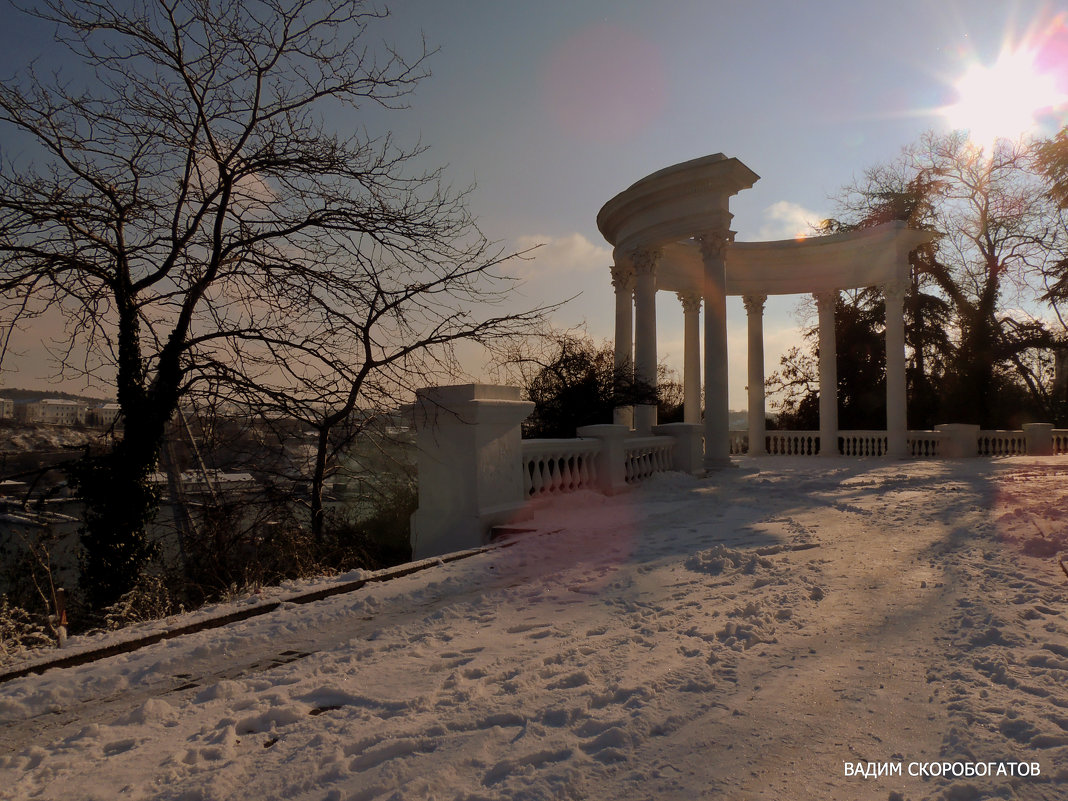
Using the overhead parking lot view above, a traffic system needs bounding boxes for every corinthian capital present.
[742,294,767,316]
[697,229,734,262]
[610,263,635,292]
[631,247,661,276]
[813,290,839,312]
[883,280,909,304]
[677,291,701,314]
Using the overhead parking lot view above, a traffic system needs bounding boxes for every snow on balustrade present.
[978,431,1026,456]
[623,436,675,483]
[766,431,819,456]
[838,431,887,457]
[907,432,943,457]
[1054,430,1068,455]
[521,438,600,497]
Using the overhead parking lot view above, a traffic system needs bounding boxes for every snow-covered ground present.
[2,457,1067,801]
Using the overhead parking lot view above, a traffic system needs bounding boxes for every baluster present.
[532,458,545,495]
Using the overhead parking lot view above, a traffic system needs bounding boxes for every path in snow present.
[1,458,1066,801]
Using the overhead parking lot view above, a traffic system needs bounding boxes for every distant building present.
[0,398,13,419]
[91,402,122,427]
[27,399,88,426]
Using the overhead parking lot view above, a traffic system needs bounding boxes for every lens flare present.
[941,15,1068,149]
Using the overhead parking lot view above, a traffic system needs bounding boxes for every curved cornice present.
[655,221,937,296]
[597,154,761,252]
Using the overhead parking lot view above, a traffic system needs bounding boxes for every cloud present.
[510,232,612,279]
[755,201,825,241]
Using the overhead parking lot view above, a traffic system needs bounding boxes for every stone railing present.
[1055,430,1068,454]
[977,430,1027,456]
[624,436,676,482]
[906,431,943,457]
[766,430,819,455]
[521,438,601,497]
[410,385,704,559]
[733,425,1063,458]
[728,430,748,455]
[839,431,887,456]
[410,384,1068,561]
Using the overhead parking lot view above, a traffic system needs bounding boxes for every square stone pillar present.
[652,422,703,474]
[1023,423,1054,455]
[410,384,534,559]
[576,424,631,494]
[935,423,979,458]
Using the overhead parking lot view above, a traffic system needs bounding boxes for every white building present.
[92,402,122,427]
[27,399,88,426]
[0,398,13,419]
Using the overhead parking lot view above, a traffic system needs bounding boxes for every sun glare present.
[941,19,1068,149]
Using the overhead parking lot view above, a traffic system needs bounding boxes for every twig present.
[1060,559,1068,581]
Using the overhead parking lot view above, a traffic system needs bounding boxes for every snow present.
[2,457,1068,800]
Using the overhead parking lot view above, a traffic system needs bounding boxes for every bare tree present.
[825,131,1067,426]
[0,0,546,609]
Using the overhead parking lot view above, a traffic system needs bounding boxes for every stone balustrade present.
[522,438,600,497]
[728,430,748,455]
[623,436,675,482]
[411,384,1068,560]
[411,385,694,559]
[839,431,888,457]
[766,431,819,455]
[907,431,943,457]
[730,426,1064,458]
[1054,430,1068,454]
[978,430,1027,456]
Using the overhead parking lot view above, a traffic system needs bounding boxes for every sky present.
[1,0,1067,408]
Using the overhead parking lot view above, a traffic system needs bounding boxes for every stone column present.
[677,291,702,425]
[611,263,635,428]
[743,293,767,456]
[815,290,839,457]
[632,248,659,434]
[884,281,908,458]
[699,232,732,468]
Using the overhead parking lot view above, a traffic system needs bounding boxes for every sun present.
[942,46,1066,148]
[939,12,1068,151]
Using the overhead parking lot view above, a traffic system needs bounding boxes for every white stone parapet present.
[522,438,601,497]
[410,384,534,560]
